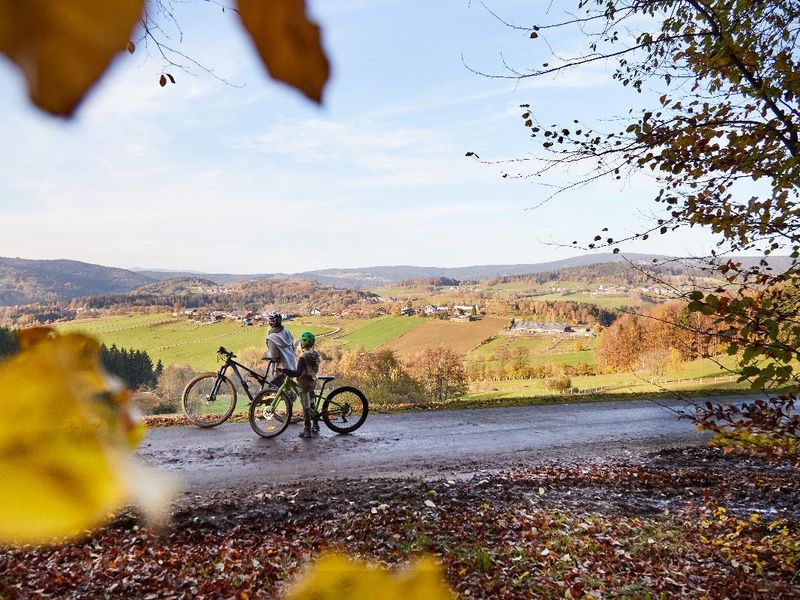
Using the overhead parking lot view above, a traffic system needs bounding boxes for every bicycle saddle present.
[318,376,336,382]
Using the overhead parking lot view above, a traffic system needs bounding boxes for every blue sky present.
[0,0,722,273]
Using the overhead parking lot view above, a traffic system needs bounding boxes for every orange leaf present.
[237,0,330,103]
[16,326,54,349]
[0,0,144,117]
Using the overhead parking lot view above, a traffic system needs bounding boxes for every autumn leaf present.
[237,0,330,103]
[0,330,172,544]
[285,553,455,600]
[0,0,144,117]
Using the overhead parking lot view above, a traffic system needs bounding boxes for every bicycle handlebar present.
[218,346,236,358]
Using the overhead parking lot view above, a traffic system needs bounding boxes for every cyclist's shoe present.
[311,419,320,433]
[298,428,312,439]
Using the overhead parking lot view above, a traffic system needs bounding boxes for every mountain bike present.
[182,346,280,428]
[249,373,369,438]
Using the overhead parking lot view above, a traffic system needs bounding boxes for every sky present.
[0,0,725,274]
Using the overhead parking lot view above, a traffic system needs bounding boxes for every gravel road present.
[138,396,744,493]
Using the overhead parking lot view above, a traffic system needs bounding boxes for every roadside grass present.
[341,316,423,351]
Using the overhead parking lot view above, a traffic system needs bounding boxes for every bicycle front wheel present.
[249,390,293,438]
[182,373,237,428]
[322,386,369,434]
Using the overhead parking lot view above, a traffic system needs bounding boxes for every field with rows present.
[378,316,509,358]
[56,314,355,371]
[342,316,423,351]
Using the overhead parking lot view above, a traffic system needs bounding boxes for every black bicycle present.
[182,346,281,428]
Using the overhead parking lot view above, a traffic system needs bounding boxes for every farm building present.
[508,320,596,337]
[510,321,572,334]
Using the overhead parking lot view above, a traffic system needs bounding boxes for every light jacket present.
[266,327,297,371]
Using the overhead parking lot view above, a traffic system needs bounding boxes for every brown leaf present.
[237,0,329,103]
[159,74,167,87]
[0,0,144,117]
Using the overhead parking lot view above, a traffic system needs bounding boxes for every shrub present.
[546,376,572,394]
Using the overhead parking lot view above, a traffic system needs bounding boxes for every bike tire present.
[249,389,293,438]
[322,386,369,434]
[182,373,237,428]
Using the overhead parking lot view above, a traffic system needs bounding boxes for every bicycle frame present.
[215,355,276,405]
[272,374,335,414]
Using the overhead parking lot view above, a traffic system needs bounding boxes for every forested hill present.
[80,277,377,313]
[297,253,665,288]
[2,253,793,306]
[0,257,154,306]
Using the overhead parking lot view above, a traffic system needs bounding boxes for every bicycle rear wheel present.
[182,373,237,428]
[249,390,293,438]
[322,386,369,434]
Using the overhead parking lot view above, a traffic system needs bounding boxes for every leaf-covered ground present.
[1,447,798,599]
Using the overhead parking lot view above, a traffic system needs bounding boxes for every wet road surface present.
[139,397,740,493]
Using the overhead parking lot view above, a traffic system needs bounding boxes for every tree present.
[154,363,198,411]
[0,327,18,359]
[472,1,798,256]
[335,349,425,406]
[100,344,160,389]
[407,347,469,404]
[473,0,799,456]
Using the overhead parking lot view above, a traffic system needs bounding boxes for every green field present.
[487,281,584,294]
[57,314,349,371]
[342,316,423,351]
[467,335,596,366]
[467,356,744,400]
[531,292,641,308]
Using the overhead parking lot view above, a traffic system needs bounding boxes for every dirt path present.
[138,397,749,493]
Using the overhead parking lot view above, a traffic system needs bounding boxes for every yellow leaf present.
[0,0,144,117]
[237,0,330,103]
[285,553,455,600]
[0,332,173,544]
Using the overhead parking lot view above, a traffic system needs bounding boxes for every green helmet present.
[300,331,316,347]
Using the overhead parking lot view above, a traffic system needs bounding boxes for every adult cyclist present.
[265,311,296,383]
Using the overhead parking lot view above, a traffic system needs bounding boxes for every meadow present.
[58,314,356,371]
[467,334,596,366]
[466,355,744,400]
[342,316,423,350]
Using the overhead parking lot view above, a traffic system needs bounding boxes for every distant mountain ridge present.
[137,253,668,289]
[0,253,793,306]
[297,253,667,288]
[0,257,153,306]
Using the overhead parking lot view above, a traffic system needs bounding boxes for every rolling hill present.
[0,253,792,306]
[0,257,153,305]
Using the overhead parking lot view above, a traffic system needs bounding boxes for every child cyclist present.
[277,331,320,438]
